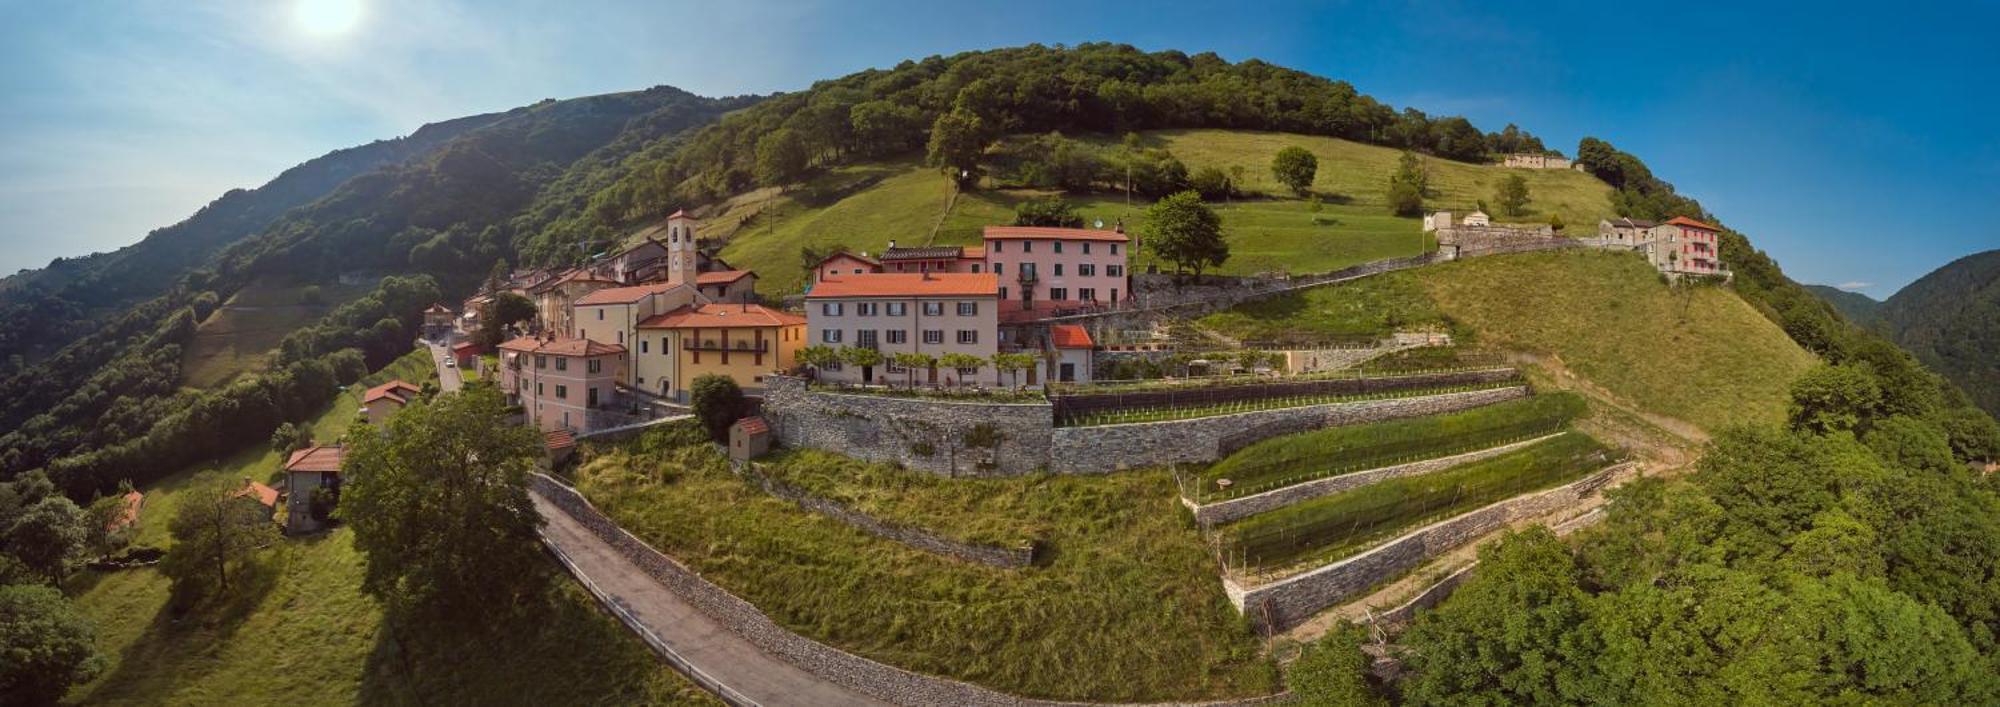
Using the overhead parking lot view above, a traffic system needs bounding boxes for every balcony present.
[1017,270,1039,284]
[683,341,771,353]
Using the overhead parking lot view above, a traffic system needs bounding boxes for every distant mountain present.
[1871,250,2000,415]
[1803,284,1883,326]
[0,111,508,363]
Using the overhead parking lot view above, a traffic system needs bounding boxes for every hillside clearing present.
[181,278,372,389]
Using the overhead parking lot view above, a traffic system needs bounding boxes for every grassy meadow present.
[1410,250,1818,432]
[575,426,1278,702]
[1197,269,1450,344]
[704,129,1616,295]
[181,277,372,389]
[64,350,715,706]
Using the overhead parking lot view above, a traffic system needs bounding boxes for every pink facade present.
[981,226,1129,309]
[498,336,629,434]
[805,273,1000,386]
[1650,216,1725,275]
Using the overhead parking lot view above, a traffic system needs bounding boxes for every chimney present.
[1113,218,1124,234]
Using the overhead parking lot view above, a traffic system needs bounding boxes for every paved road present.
[426,341,463,392]
[532,493,890,707]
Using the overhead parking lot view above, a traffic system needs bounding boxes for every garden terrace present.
[805,381,1047,404]
[1192,392,1588,502]
[1218,432,1616,573]
[1052,367,1521,427]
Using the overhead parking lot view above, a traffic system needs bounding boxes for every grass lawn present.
[1197,269,1451,344]
[1220,432,1614,573]
[712,162,959,294]
[1411,250,1819,432]
[181,277,372,389]
[64,349,715,706]
[1196,392,1588,501]
[576,427,1278,702]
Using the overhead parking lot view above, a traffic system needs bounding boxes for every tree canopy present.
[1270,146,1318,196]
[1144,190,1228,276]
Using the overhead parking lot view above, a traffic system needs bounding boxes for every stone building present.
[1502,153,1577,169]
[1596,217,1658,246]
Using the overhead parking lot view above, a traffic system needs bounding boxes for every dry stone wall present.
[1226,462,1635,633]
[1186,434,1560,527]
[533,474,1289,707]
[762,376,1054,476]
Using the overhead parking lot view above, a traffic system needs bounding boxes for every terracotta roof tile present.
[1663,216,1720,231]
[1050,324,1094,349]
[806,273,998,299]
[362,380,421,406]
[574,282,687,306]
[734,416,769,435]
[498,336,626,357]
[544,429,575,451]
[815,251,881,268]
[284,446,346,474]
[639,304,806,329]
[695,270,753,285]
[235,481,278,508]
[880,246,964,261]
[983,226,1129,242]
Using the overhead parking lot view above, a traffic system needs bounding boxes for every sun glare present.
[294,0,363,37]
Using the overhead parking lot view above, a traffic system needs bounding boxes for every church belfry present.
[665,209,700,286]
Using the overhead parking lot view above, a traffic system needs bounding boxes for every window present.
[857,330,878,349]
[971,264,983,273]
[824,360,843,371]
[555,384,568,400]
[886,302,907,316]
[662,337,672,354]
[922,330,943,344]
[992,241,1002,253]
[1050,287,1068,300]
[1111,288,1119,301]
[859,302,880,316]
[885,329,907,344]
[1053,241,1063,253]
[957,330,978,344]
[1023,241,1033,253]
[992,263,1004,275]
[956,366,979,376]
[822,329,843,343]
[617,331,624,345]
[536,382,544,396]
[999,286,1008,300]
[555,357,568,371]
[1082,243,1092,254]
[886,361,907,374]
[1079,264,1095,277]
[597,309,605,321]
[1110,244,1120,255]
[957,302,977,316]
[1079,288,1096,302]
[535,355,546,369]
[821,302,844,316]
[1053,264,1063,276]
[922,301,943,316]
[641,340,648,354]
[1107,264,1123,277]
[587,387,598,407]
[587,359,602,374]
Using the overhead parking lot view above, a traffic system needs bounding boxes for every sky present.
[2,0,1996,297]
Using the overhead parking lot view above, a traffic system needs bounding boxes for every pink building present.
[497,335,630,434]
[805,273,1000,386]
[1646,216,1726,276]
[810,226,1131,314]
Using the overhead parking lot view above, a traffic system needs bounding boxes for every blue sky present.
[3,1,1995,297]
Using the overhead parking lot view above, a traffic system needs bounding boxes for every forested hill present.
[1873,250,2000,415]
[0,110,505,364]
[1803,284,1883,325]
[0,85,753,495]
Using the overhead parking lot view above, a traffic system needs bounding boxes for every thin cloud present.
[1836,281,1874,291]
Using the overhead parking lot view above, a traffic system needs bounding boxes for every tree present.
[1013,197,1084,228]
[4,496,86,584]
[1288,622,1387,706]
[991,353,1038,389]
[1548,212,1566,232]
[341,387,547,623]
[0,584,104,706]
[476,292,536,348]
[269,422,310,457]
[159,478,276,599]
[1788,364,1883,434]
[796,344,839,374]
[925,108,988,188]
[1401,527,1592,705]
[1495,174,1531,217]
[80,488,132,562]
[1190,166,1232,200]
[1386,151,1428,216]
[688,374,746,442]
[1144,191,1228,276]
[1271,146,1318,196]
[891,352,935,388]
[839,346,884,382]
[754,128,810,189]
[938,352,986,386]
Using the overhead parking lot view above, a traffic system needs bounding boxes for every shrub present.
[689,374,746,442]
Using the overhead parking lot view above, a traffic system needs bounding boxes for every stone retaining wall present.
[762,376,1055,476]
[532,474,1289,707]
[1052,385,1529,474]
[1225,462,1636,633]
[741,463,1034,568]
[1186,433,1561,527]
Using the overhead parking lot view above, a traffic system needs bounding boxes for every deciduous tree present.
[688,374,746,442]
[1495,174,1531,217]
[1271,146,1318,195]
[1144,191,1228,276]
[160,478,276,599]
[0,584,104,706]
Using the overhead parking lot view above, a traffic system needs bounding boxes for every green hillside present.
[1413,250,1817,431]
[180,278,373,389]
[707,129,1619,294]
[1874,249,2000,415]
[63,352,713,705]
[1804,284,1884,326]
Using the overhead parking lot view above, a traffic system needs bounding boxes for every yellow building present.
[636,303,806,400]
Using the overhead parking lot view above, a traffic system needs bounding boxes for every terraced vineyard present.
[1193,392,1588,502]
[1053,368,1520,427]
[1217,432,1615,572]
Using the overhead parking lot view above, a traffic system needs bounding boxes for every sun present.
[294,0,363,37]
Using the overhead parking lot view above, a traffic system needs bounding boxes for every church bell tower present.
[665,209,700,286]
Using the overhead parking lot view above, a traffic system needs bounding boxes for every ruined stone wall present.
[1186,433,1561,527]
[1227,462,1636,633]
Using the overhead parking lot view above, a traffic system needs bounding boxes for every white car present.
[444,360,456,368]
